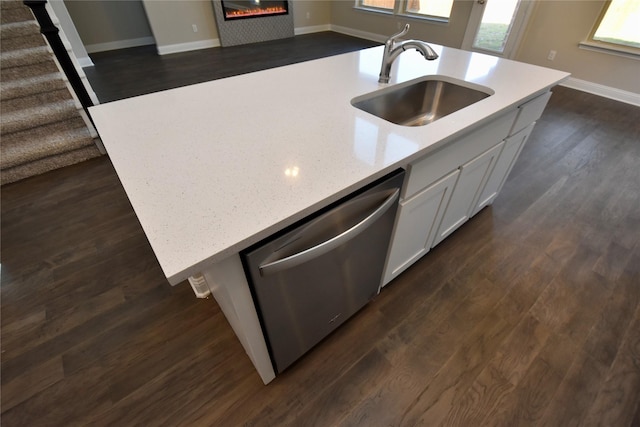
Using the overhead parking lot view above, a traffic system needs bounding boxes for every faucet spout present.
[403,40,439,61]
[378,25,438,84]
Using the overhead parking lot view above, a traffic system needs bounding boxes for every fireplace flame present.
[226,6,287,19]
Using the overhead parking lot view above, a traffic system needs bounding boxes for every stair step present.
[1,13,45,53]
[0,1,104,186]
[0,99,79,135]
[1,33,46,53]
[0,72,67,101]
[1,45,51,69]
[2,120,95,169]
[1,145,102,185]
[1,0,27,10]
[0,4,34,25]
[1,58,60,81]
[2,87,75,114]
[0,20,40,38]
[1,114,87,145]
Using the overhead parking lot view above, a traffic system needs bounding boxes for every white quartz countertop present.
[90,44,569,285]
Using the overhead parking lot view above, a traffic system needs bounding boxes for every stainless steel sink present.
[351,77,493,126]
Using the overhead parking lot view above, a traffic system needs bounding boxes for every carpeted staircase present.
[1,0,102,185]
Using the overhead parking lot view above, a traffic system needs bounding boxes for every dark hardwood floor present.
[2,32,640,426]
[84,32,379,102]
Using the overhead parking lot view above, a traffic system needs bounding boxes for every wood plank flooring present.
[83,32,379,102]
[2,32,640,426]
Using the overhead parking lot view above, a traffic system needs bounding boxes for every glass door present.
[462,0,534,58]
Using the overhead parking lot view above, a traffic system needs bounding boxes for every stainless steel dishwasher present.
[242,169,405,374]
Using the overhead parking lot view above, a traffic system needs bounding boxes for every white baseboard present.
[330,25,386,43]
[560,77,640,107]
[157,38,220,56]
[85,36,155,54]
[294,24,331,35]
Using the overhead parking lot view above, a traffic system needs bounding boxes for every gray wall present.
[514,0,639,94]
[329,0,638,95]
[65,0,332,55]
[64,0,154,52]
[142,0,331,51]
[142,0,219,49]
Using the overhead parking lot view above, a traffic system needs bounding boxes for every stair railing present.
[23,0,94,122]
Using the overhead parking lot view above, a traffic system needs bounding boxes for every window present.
[359,0,395,10]
[357,0,454,21]
[360,0,394,12]
[404,0,454,19]
[582,0,640,57]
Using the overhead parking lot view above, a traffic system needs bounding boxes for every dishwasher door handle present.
[259,189,399,276]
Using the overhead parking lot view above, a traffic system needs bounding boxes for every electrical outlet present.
[306,11,310,19]
[547,50,557,61]
[192,24,198,33]
[397,21,402,30]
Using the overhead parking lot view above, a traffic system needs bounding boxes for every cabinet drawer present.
[403,109,517,199]
[511,91,551,135]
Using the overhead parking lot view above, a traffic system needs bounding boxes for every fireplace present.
[212,0,294,47]
[221,1,288,20]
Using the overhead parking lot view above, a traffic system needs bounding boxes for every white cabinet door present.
[382,169,459,286]
[470,123,535,217]
[432,142,504,247]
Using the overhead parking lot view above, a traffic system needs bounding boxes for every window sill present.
[579,41,640,60]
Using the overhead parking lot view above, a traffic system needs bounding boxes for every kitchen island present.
[90,43,569,384]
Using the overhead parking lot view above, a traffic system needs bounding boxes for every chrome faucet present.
[378,24,439,84]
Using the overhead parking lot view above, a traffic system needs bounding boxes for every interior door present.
[461,0,534,58]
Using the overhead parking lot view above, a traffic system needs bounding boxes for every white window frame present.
[355,0,453,24]
[579,0,640,60]
[355,0,396,15]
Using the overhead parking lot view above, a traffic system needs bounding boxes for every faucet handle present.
[388,24,410,44]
